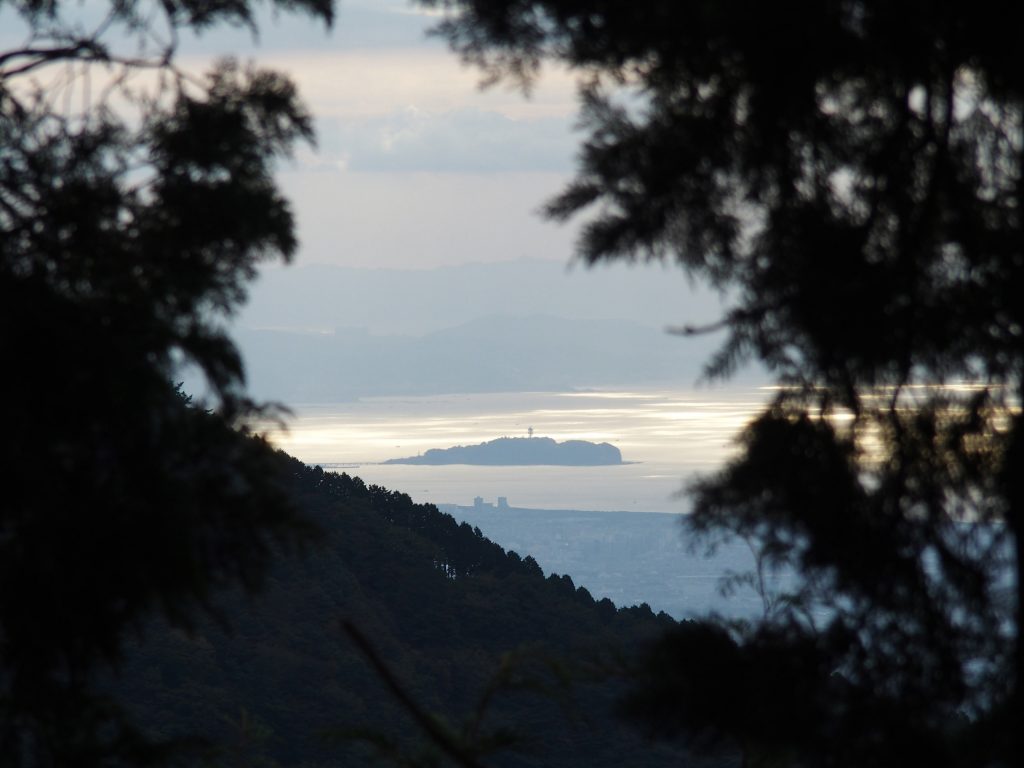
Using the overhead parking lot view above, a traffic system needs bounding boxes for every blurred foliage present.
[1,0,331,763]
[420,1,1024,765]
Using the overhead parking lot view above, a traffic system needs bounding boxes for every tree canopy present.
[421,1,1023,765]
[1,0,332,762]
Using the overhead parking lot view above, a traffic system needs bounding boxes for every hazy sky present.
[2,0,727,325]
[176,0,585,269]
[0,0,582,269]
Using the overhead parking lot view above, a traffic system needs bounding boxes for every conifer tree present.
[421,2,1024,764]
[1,0,331,762]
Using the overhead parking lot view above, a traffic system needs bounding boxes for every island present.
[384,437,624,466]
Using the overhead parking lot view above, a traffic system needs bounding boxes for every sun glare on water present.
[259,388,770,512]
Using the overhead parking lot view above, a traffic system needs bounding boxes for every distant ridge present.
[384,436,624,466]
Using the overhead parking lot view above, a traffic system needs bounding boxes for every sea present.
[262,386,782,619]
[261,385,1006,622]
[264,386,770,514]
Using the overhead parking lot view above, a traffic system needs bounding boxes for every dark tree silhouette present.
[1,1,331,763]
[420,2,1023,765]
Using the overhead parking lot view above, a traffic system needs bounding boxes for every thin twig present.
[666,317,730,336]
[342,620,490,768]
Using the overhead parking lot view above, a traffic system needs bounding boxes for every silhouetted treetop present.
[422,2,1024,766]
[2,0,332,763]
[426,0,1023,392]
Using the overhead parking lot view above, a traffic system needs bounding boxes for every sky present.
[0,0,583,267]
[1,0,728,329]
[162,0,727,330]
[177,0,586,269]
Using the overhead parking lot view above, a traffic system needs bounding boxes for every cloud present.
[275,169,577,268]
[311,107,576,173]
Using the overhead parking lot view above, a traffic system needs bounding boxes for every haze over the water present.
[142,0,766,512]
[265,388,769,513]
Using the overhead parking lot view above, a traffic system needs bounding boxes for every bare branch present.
[342,620,491,768]
[666,317,730,336]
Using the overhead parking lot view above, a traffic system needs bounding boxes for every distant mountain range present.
[217,260,767,403]
[236,259,724,336]
[233,313,721,402]
[385,436,624,465]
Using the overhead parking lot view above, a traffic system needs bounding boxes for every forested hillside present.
[115,453,708,767]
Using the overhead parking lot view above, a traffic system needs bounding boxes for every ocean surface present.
[264,387,770,513]
[441,503,802,621]
[262,386,999,621]
[262,386,822,619]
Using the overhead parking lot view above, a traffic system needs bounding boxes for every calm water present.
[265,387,769,512]
[264,387,815,619]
